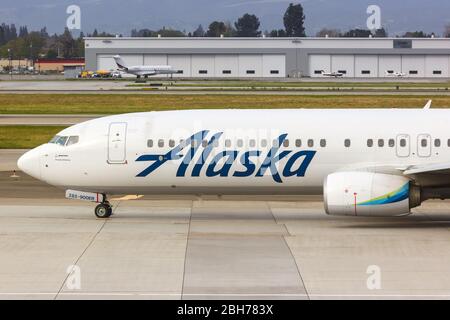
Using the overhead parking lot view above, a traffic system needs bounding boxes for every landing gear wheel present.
[95,203,112,219]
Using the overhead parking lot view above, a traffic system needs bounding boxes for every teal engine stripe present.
[358,183,409,206]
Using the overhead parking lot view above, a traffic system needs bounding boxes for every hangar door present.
[331,55,355,77]
[425,55,449,77]
[401,55,425,77]
[262,55,285,77]
[355,55,378,77]
[168,55,191,77]
[309,55,331,77]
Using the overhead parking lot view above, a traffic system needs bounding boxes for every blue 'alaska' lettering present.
[255,134,291,183]
[282,150,316,177]
[233,150,261,177]
[192,132,223,177]
[206,151,238,177]
[136,131,316,183]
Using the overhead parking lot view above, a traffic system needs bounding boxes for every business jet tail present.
[113,55,128,70]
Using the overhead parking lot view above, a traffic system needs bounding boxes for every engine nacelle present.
[324,172,421,217]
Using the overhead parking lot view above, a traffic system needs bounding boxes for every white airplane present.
[113,55,178,78]
[321,70,344,78]
[385,70,406,77]
[18,101,450,219]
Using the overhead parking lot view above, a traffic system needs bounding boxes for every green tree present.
[206,21,228,37]
[46,49,58,59]
[193,25,205,37]
[316,28,341,37]
[154,28,185,37]
[269,29,287,37]
[283,3,306,37]
[234,13,261,37]
[59,28,76,58]
[25,32,46,60]
[402,31,432,38]
[343,29,372,37]
[373,28,388,37]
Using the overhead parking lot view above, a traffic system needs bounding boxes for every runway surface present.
[1,171,450,300]
[0,150,25,171]
[0,80,449,95]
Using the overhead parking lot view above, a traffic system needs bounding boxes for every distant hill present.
[0,0,449,36]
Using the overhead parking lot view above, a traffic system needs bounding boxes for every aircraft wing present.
[136,70,157,76]
[403,162,450,175]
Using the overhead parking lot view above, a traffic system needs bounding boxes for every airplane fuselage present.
[18,109,450,196]
[124,65,177,76]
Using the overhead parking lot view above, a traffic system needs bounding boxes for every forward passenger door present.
[108,122,128,164]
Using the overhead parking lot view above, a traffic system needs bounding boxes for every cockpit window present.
[66,136,79,146]
[49,135,79,146]
[55,136,68,146]
[49,135,60,144]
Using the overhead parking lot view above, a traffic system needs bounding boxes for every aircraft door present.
[417,134,431,157]
[108,122,127,164]
[396,134,410,157]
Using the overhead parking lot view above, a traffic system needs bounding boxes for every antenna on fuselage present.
[423,100,432,109]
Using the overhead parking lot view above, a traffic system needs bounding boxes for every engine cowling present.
[324,172,421,217]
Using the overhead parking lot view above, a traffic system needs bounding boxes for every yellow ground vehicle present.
[78,71,95,78]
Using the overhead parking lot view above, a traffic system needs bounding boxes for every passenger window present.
[66,136,79,146]
[169,140,175,148]
[225,139,231,148]
[308,139,314,147]
[147,139,153,148]
[378,139,384,147]
[367,139,373,147]
[179,140,185,147]
[191,140,198,148]
[434,139,441,147]
[344,139,351,147]
[249,139,256,148]
[320,139,326,147]
[421,139,427,147]
[388,139,395,147]
[237,139,243,148]
[158,139,164,148]
[295,139,302,147]
[272,139,280,147]
[213,139,219,147]
[202,140,208,147]
[283,139,289,147]
[261,139,267,148]
[448,139,450,147]
[400,139,406,147]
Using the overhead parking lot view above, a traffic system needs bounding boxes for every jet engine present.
[324,172,421,217]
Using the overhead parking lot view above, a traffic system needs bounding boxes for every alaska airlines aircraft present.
[17,104,450,218]
[113,55,178,78]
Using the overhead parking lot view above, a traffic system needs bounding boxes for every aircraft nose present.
[17,148,42,180]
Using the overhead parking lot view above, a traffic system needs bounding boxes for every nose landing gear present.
[95,201,112,219]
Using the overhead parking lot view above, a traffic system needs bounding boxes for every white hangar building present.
[84,37,450,78]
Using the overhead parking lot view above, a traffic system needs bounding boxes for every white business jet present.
[113,55,178,78]
[18,100,450,219]
[385,70,406,77]
[321,70,344,78]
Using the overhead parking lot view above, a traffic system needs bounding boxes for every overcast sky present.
[0,0,449,36]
